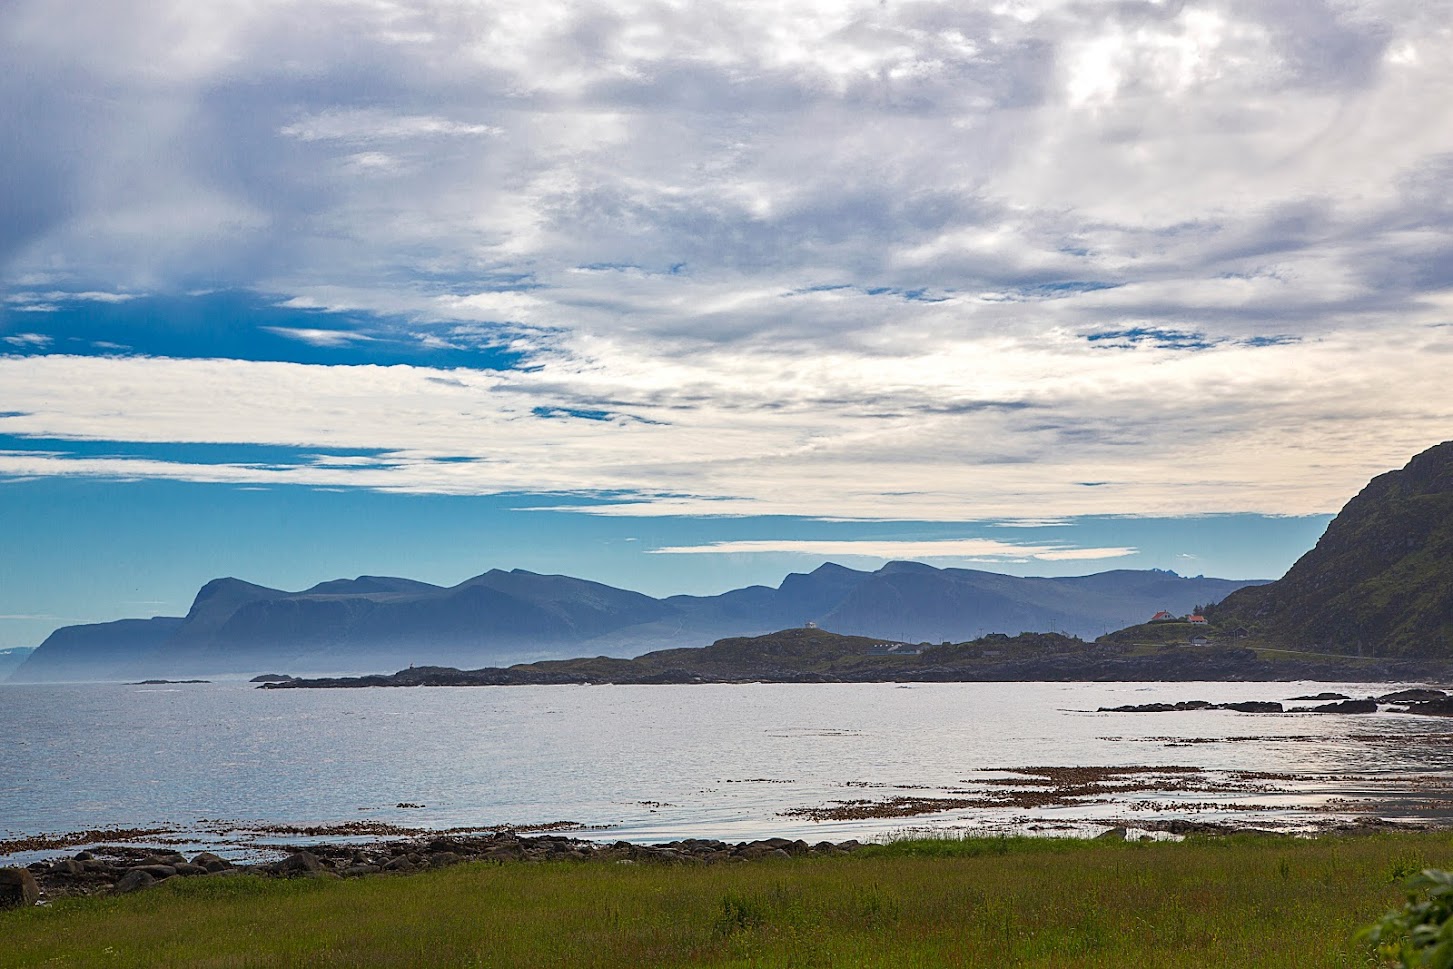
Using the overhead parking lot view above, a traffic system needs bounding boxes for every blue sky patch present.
[0,291,531,370]
[1085,327,1219,350]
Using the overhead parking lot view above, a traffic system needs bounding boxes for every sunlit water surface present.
[4,679,1452,862]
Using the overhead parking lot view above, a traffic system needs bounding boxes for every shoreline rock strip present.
[11,832,868,905]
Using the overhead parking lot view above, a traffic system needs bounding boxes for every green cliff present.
[1210,440,1453,656]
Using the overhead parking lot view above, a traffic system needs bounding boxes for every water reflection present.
[2,679,1451,860]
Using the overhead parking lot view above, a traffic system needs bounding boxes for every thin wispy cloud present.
[260,327,376,348]
[279,110,502,144]
[649,539,1137,562]
[3,333,52,348]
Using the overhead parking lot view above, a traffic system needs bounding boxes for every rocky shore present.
[1,831,867,907]
[1097,688,1453,715]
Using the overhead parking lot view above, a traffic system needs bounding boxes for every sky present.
[2,0,1451,648]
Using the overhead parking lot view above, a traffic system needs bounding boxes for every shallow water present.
[3,679,1451,861]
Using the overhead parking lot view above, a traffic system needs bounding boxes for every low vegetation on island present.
[261,623,1452,688]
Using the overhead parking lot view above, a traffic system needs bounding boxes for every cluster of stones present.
[3,833,865,906]
[3,846,238,903]
[1099,699,1376,714]
[1100,689,1451,715]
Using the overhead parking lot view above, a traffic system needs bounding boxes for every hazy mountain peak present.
[878,560,938,574]
[302,576,443,596]
[188,577,283,616]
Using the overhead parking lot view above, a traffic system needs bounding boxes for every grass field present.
[2,832,1444,967]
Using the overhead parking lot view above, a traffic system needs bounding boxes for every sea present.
[4,679,1452,864]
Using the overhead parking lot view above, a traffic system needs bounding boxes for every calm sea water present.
[4,679,1452,862]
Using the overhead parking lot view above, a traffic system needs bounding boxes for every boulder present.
[1301,698,1378,714]
[114,869,156,894]
[0,867,40,908]
[1378,689,1446,703]
[272,851,323,876]
[191,852,232,873]
[136,865,177,879]
[1403,697,1453,717]
[1217,701,1283,713]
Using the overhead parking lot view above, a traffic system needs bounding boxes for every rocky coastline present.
[257,641,1453,691]
[1,831,868,907]
[1097,688,1453,715]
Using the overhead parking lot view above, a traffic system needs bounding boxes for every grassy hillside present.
[1211,440,1453,657]
[2,833,1443,967]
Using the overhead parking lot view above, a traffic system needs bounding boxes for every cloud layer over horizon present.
[3,0,1452,526]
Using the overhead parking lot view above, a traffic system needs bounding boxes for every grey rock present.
[0,867,40,908]
[137,865,177,879]
[273,851,324,876]
[1218,701,1283,713]
[1299,698,1378,714]
[115,870,156,894]
[1378,689,1446,703]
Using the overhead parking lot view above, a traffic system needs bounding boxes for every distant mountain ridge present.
[1210,440,1453,656]
[10,563,1265,682]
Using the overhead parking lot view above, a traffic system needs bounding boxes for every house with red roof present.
[1149,610,1177,622]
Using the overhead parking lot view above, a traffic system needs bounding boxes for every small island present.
[259,626,1453,689]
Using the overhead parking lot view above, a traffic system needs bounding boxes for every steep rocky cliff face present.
[1211,441,1453,656]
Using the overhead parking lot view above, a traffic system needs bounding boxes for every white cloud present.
[259,326,376,347]
[2,0,1452,525]
[648,538,1136,560]
[3,333,52,347]
[280,109,502,143]
[6,291,138,304]
[0,334,1447,520]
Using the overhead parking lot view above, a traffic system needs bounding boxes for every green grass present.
[3,832,1445,967]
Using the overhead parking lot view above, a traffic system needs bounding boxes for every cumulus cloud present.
[2,0,1451,522]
